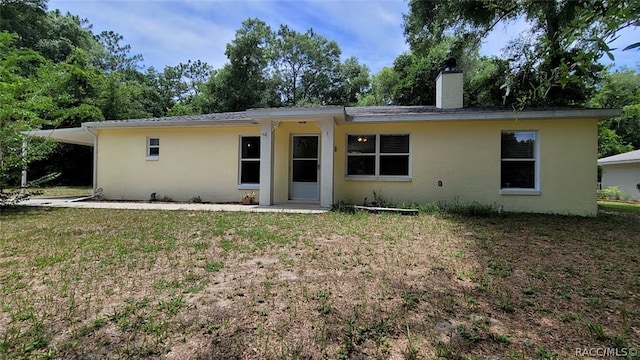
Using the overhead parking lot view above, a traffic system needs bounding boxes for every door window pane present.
[292,160,318,182]
[293,136,318,158]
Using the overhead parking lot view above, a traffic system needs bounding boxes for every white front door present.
[290,135,319,200]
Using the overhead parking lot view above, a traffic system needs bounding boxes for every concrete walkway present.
[23,196,328,214]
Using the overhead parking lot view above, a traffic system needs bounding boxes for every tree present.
[36,10,98,63]
[358,67,399,106]
[271,25,341,106]
[403,0,636,107]
[332,56,370,105]
[207,18,275,112]
[466,57,514,107]
[95,30,143,72]
[0,32,58,202]
[0,0,48,50]
[591,69,640,150]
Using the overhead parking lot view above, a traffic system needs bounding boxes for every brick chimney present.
[436,71,463,109]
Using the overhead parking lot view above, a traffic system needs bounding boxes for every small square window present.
[147,137,159,159]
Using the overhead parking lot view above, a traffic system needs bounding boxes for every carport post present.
[20,139,27,193]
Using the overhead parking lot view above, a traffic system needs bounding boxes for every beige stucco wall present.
[95,117,598,215]
[96,126,259,202]
[601,163,640,200]
[333,118,599,215]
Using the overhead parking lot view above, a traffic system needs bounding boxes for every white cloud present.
[47,0,639,75]
[48,0,408,73]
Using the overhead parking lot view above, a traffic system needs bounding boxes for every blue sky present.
[48,0,639,74]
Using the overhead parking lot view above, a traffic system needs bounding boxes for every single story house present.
[598,149,640,200]
[28,72,619,215]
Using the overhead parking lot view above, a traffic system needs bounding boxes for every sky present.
[48,0,639,74]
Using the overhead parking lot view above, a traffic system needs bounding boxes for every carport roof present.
[25,128,94,146]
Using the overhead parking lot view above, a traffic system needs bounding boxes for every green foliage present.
[597,186,628,201]
[272,25,342,106]
[402,0,634,108]
[598,122,633,159]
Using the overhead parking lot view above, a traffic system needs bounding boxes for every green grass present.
[1,205,639,358]
[27,186,93,198]
[599,200,640,214]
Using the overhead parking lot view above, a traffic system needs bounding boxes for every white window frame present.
[238,135,260,189]
[345,133,411,181]
[500,130,540,195]
[146,137,159,160]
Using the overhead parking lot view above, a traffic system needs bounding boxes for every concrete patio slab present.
[23,197,328,214]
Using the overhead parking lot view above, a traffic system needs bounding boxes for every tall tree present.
[271,25,341,106]
[95,30,143,72]
[0,0,48,50]
[209,18,275,112]
[0,32,58,198]
[591,69,640,151]
[403,0,636,107]
[332,56,370,105]
[36,10,97,63]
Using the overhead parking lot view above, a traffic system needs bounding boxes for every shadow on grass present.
[434,206,640,358]
[0,205,62,217]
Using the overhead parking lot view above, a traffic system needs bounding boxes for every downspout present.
[85,126,98,193]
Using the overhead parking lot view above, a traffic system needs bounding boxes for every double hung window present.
[501,131,538,191]
[240,136,260,184]
[347,134,410,177]
[146,137,159,160]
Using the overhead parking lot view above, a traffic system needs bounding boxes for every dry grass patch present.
[0,206,638,359]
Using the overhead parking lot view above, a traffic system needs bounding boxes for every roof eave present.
[83,119,257,129]
[348,109,622,123]
[597,159,640,166]
[247,107,347,123]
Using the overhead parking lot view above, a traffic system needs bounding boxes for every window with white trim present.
[239,136,260,184]
[501,131,537,190]
[347,134,410,177]
[147,137,159,159]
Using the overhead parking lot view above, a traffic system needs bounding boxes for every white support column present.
[20,140,27,193]
[92,131,98,191]
[259,119,274,206]
[319,118,335,208]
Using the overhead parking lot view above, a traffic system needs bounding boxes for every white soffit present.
[26,128,94,146]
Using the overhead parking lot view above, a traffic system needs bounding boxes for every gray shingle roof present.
[83,105,620,128]
[84,111,253,128]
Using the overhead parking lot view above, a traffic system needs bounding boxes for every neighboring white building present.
[598,149,640,200]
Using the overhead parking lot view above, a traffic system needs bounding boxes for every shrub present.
[437,200,500,217]
[597,186,627,201]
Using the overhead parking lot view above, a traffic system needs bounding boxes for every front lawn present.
[1,206,638,359]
